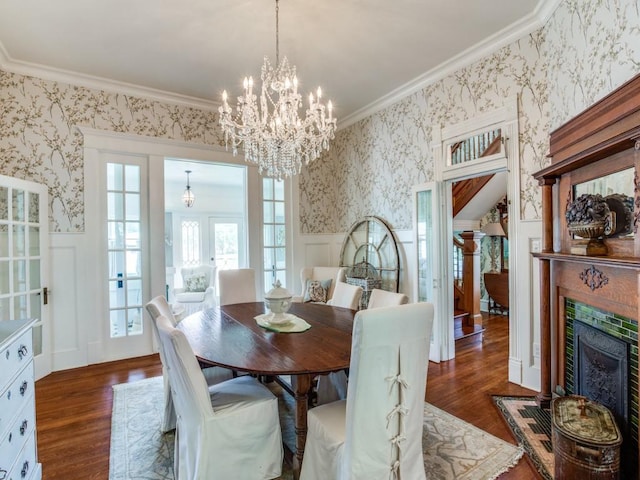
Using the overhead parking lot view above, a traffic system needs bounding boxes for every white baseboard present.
[508,356,522,385]
[53,348,88,372]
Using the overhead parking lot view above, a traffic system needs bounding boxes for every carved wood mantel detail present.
[579,265,609,291]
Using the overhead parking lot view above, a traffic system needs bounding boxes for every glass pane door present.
[262,178,286,291]
[107,163,144,338]
[413,182,443,362]
[0,175,50,379]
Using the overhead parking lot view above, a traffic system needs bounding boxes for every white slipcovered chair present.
[173,264,217,315]
[315,281,364,405]
[218,268,257,306]
[327,281,363,310]
[366,288,409,309]
[317,287,410,405]
[155,313,283,479]
[292,267,347,303]
[300,302,434,480]
[145,295,234,432]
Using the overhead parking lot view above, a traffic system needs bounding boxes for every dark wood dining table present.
[176,301,355,479]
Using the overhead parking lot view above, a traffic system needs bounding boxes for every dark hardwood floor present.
[35,312,539,479]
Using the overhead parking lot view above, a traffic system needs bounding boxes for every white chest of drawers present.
[0,319,42,480]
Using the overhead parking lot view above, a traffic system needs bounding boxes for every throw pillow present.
[303,278,332,303]
[184,273,208,292]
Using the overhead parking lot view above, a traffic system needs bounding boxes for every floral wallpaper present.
[0,0,639,235]
[0,71,222,232]
[300,0,640,234]
[300,32,548,233]
[544,0,640,130]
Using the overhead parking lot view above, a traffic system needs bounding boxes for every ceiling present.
[455,171,507,223]
[0,0,553,127]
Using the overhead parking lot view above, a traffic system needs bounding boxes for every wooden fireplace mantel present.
[533,73,640,470]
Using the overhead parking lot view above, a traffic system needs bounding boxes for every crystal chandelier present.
[218,0,337,180]
[182,170,195,207]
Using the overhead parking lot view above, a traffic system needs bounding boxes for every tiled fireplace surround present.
[563,299,639,447]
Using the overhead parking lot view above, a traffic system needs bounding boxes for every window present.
[181,219,201,266]
[263,178,286,289]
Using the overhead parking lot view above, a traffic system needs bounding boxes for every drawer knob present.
[20,381,28,396]
[0,468,7,479]
[21,460,29,478]
[20,419,28,435]
[18,345,28,360]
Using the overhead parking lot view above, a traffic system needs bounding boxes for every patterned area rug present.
[493,396,554,479]
[109,376,524,480]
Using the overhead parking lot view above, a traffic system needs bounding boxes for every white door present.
[0,174,50,379]
[102,154,153,360]
[413,182,446,363]
[208,217,246,271]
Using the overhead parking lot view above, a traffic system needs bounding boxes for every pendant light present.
[182,170,195,208]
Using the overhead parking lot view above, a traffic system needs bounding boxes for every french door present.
[208,217,245,270]
[413,182,446,362]
[0,174,50,379]
[102,153,153,360]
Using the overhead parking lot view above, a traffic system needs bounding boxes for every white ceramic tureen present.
[263,280,293,325]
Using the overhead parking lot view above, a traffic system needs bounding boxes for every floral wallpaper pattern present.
[300,0,640,233]
[0,71,223,232]
[544,0,640,130]
[0,0,639,235]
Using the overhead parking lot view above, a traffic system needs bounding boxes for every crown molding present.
[339,0,562,129]
[0,42,220,112]
[1,0,563,124]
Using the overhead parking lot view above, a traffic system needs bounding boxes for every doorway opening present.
[163,158,247,305]
[450,171,509,348]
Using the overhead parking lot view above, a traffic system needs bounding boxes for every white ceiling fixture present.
[219,0,336,180]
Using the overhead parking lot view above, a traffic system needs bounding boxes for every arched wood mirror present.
[339,216,400,308]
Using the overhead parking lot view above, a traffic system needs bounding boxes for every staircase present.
[449,133,504,348]
[453,237,485,347]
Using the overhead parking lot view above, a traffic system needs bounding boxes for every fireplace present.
[564,299,638,477]
[573,320,630,432]
[533,74,640,474]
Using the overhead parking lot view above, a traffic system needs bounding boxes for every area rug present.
[493,396,553,480]
[110,376,524,480]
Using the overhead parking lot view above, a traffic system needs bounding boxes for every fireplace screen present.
[573,320,630,431]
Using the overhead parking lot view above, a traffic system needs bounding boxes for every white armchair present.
[174,264,217,314]
[293,267,347,303]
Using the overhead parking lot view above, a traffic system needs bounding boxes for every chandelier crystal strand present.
[218,0,336,180]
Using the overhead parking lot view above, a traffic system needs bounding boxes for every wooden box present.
[552,396,622,480]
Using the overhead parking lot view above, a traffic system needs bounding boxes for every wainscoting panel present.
[49,235,88,371]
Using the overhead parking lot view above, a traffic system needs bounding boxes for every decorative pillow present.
[184,273,208,292]
[303,278,332,303]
